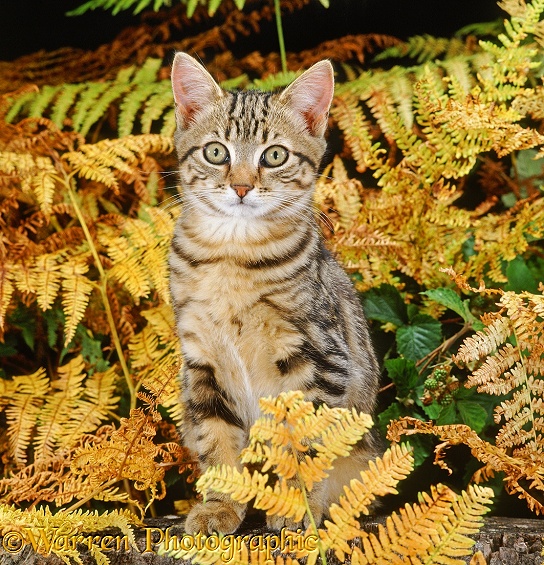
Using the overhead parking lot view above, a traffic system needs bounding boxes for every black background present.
[2,0,503,62]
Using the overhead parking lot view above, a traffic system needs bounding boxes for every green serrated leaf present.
[505,256,538,293]
[422,400,442,420]
[43,309,63,350]
[208,0,223,15]
[515,148,544,180]
[405,435,433,467]
[422,287,474,323]
[436,401,457,425]
[384,358,419,398]
[396,315,442,361]
[80,330,109,373]
[377,403,402,435]
[27,85,63,119]
[361,284,408,327]
[72,82,110,131]
[50,84,86,128]
[457,400,488,433]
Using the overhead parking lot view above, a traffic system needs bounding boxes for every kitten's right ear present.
[171,52,223,127]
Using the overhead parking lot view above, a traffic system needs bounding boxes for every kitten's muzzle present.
[231,184,254,199]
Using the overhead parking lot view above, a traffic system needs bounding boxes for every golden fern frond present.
[60,256,95,345]
[351,484,492,565]
[62,134,173,193]
[316,157,362,230]
[320,443,414,560]
[140,304,177,344]
[387,416,544,515]
[242,392,372,488]
[100,207,174,301]
[34,355,87,464]
[0,504,139,562]
[197,465,307,523]
[0,264,14,332]
[58,367,120,451]
[128,326,159,369]
[122,210,173,302]
[33,252,65,311]
[0,151,58,214]
[453,316,510,364]
[2,368,49,468]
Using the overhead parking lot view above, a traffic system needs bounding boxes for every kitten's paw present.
[265,513,319,532]
[184,501,245,534]
[266,514,299,532]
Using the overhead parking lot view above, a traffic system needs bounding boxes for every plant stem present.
[273,0,287,73]
[292,447,328,565]
[64,174,136,409]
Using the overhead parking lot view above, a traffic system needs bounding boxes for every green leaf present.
[505,256,538,293]
[80,330,110,373]
[457,400,488,433]
[405,435,433,467]
[378,403,402,435]
[361,284,408,327]
[436,401,457,425]
[43,309,63,350]
[396,315,442,361]
[422,288,474,323]
[384,358,419,398]
[0,336,17,357]
[515,148,544,180]
[422,400,442,420]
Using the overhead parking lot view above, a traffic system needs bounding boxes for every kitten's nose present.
[231,184,254,199]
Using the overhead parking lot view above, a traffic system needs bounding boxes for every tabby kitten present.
[169,52,380,535]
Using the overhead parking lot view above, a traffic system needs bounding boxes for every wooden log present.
[1,516,542,564]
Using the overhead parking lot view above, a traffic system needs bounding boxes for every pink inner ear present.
[281,61,334,136]
[171,53,222,124]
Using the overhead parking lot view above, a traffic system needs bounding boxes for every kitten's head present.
[171,53,334,220]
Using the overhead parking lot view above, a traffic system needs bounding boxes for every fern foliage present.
[319,0,544,292]
[351,484,493,565]
[388,278,544,515]
[0,98,191,514]
[0,505,139,562]
[168,392,492,565]
[7,59,176,138]
[1,0,544,558]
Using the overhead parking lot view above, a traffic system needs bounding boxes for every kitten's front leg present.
[182,362,248,535]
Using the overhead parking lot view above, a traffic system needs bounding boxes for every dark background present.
[2,0,503,62]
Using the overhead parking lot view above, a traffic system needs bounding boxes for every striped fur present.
[170,53,380,534]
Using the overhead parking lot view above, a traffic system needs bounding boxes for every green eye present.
[261,145,288,167]
[204,142,229,165]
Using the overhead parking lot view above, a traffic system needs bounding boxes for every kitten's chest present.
[174,261,304,396]
[182,261,263,319]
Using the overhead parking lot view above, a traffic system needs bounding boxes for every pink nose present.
[232,184,253,199]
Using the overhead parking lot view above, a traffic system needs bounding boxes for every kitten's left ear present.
[279,60,334,137]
